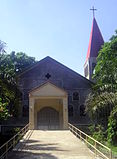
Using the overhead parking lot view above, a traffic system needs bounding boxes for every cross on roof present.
[45,73,51,79]
[90,6,97,18]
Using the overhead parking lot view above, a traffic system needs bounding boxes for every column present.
[29,97,35,130]
[63,97,68,129]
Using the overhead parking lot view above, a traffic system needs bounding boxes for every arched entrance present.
[37,107,59,130]
[29,82,68,130]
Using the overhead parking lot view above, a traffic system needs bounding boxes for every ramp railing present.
[68,123,112,159]
[0,123,29,159]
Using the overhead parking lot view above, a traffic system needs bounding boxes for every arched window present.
[23,93,29,100]
[80,105,86,116]
[68,105,73,117]
[73,92,79,101]
[23,105,29,117]
[92,63,96,74]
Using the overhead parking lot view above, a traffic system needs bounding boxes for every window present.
[80,105,86,116]
[68,105,73,117]
[45,73,51,79]
[23,105,29,117]
[73,92,79,101]
[92,63,96,74]
[23,93,29,100]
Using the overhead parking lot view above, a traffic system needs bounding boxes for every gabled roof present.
[29,81,68,97]
[18,56,93,85]
[86,17,104,62]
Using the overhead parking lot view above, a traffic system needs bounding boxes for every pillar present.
[63,97,68,129]
[29,97,35,129]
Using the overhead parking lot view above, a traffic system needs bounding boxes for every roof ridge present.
[17,56,92,84]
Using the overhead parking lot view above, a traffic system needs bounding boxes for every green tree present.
[86,92,117,126]
[0,98,9,121]
[10,51,36,74]
[85,30,117,144]
[0,50,36,119]
[107,103,117,145]
[93,31,117,92]
[0,51,36,84]
[0,40,6,53]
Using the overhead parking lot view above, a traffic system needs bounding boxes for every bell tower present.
[84,7,104,81]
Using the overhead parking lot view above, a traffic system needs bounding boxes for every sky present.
[0,0,117,76]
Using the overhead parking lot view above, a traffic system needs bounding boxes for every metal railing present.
[0,123,29,159]
[68,123,112,159]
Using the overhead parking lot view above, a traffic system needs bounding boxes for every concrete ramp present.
[8,130,94,159]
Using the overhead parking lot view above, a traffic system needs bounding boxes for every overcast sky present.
[0,0,117,76]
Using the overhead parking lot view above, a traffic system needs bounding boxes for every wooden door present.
[37,107,59,130]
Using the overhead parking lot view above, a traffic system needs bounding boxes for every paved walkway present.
[8,130,94,159]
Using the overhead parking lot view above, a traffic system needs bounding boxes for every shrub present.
[107,105,117,145]
[89,124,106,143]
[0,98,9,121]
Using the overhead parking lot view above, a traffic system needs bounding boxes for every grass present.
[106,143,117,156]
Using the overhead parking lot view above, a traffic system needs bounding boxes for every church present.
[17,16,104,130]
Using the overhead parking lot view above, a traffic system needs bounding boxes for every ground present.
[8,130,95,159]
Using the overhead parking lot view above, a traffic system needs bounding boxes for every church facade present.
[18,57,92,129]
[17,17,104,130]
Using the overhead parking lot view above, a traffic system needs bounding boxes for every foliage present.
[13,127,20,135]
[0,46,36,119]
[0,40,6,53]
[10,51,36,74]
[0,51,36,84]
[107,144,117,156]
[93,31,117,92]
[85,92,117,126]
[107,105,117,145]
[89,124,106,143]
[85,30,117,145]
[0,98,9,121]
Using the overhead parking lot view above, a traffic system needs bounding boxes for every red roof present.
[86,17,104,62]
